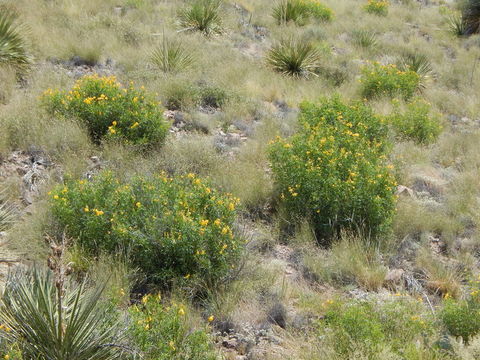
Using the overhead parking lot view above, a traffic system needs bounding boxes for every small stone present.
[395,185,414,197]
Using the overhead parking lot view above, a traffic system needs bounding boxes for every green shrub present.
[163,81,199,110]
[441,288,480,343]
[397,52,433,89]
[266,38,322,78]
[364,0,389,16]
[150,37,194,73]
[197,84,229,109]
[0,11,31,70]
[360,62,420,100]
[0,268,123,360]
[49,171,242,285]
[268,97,396,242]
[129,295,217,360]
[178,0,223,36]
[273,0,333,25]
[388,99,442,145]
[42,74,169,148]
[321,297,435,358]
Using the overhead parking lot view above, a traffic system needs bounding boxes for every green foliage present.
[321,297,435,358]
[363,0,389,16]
[268,97,396,242]
[398,52,433,90]
[448,13,468,36]
[0,11,30,70]
[178,0,223,36]
[41,74,169,148]
[0,268,123,360]
[441,283,480,343]
[388,99,443,145]
[162,81,229,110]
[273,0,333,25]
[129,295,217,360]
[266,38,322,78]
[360,62,420,100]
[49,171,242,286]
[150,37,194,73]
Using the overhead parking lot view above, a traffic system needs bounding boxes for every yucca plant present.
[398,52,433,89]
[0,11,30,70]
[150,35,194,73]
[0,190,15,232]
[0,237,125,360]
[266,38,322,78]
[178,0,223,36]
[448,13,468,36]
[463,0,480,35]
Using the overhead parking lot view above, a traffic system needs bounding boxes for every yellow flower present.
[130,122,139,129]
[84,206,90,212]
[53,194,59,200]
[199,219,209,227]
[214,219,221,226]
[108,127,116,134]
[4,355,10,360]
[112,121,117,126]
[178,308,185,316]
[221,226,229,235]
[187,173,195,178]
[169,341,176,350]
[228,203,235,211]
[144,323,150,330]
[135,202,141,208]
[184,274,191,279]
[208,315,215,322]
[94,209,104,216]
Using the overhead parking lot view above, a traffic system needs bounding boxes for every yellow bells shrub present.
[49,171,241,286]
[268,96,396,244]
[41,74,169,148]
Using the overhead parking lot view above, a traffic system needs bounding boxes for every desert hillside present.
[1,0,480,359]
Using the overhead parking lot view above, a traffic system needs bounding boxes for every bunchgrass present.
[150,36,194,73]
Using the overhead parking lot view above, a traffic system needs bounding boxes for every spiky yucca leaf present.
[178,0,223,36]
[0,189,15,232]
[0,268,124,360]
[267,38,322,78]
[150,36,194,73]
[0,11,30,69]
[398,52,433,89]
[273,0,308,25]
[352,30,378,49]
[448,13,468,36]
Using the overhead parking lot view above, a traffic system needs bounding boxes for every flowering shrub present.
[268,97,396,242]
[129,295,217,360]
[301,0,333,21]
[441,280,480,343]
[360,62,420,100]
[364,0,389,16]
[42,74,169,148]
[388,99,442,145]
[49,171,241,285]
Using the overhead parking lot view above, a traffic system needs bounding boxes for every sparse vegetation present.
[0,0,480,358]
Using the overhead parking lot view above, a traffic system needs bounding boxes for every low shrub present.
[49,171,242,286]
[462,0,480,35]
[129,295,217,360]
[364,0,389,16]
[42,74,169,148]
[321,297,435,358]
[268,97,396,242]
[441,283,480,343]
[352,29,378,50]
[273,0,333,25]
[397,52,433,89]
[388,99,442,145]
[178,0,223,36]
[360,62,420,100]
[266,38,322,78]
